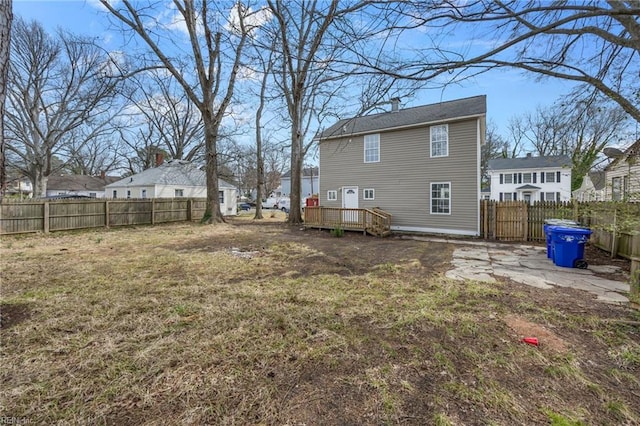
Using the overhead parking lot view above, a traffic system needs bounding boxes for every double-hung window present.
[431,182,451,214]
[545,172,556,183]
[430,124,448,157]
[327,190,337,201]
[218,190,224,204]
[364,134,380,163]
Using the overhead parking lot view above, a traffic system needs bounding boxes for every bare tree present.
[400,1,640,123]
[126,70,205,163]
[0,0,12,198]
[481,121,507,185]
[265,0,413,223]
[5,18,120,197]
[100,0,260,223]
[505,92,629,190]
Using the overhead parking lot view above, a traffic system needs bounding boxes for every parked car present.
[262,197,279,209]
[276,197,305,213]
[238,203,251,211]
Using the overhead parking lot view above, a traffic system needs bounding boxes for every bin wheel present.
[574,259,588,269]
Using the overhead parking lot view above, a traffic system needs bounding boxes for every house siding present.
[605,161,640,201]
[319,118,480,235]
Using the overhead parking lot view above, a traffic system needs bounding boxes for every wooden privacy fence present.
[480,200,640,260]
[0,198,209,235]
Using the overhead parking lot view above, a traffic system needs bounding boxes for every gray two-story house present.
[315,95,486,236]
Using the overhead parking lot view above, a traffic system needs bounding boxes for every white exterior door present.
[342,186,358,222]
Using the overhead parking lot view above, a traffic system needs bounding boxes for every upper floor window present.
[545,172,556,183]
[430,124,448,157]
[175,189,184,197]
[503,174,513,184]
[523,173,532,184]
[364,134,380,163]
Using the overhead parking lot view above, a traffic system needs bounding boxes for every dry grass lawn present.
[1,220,639,425]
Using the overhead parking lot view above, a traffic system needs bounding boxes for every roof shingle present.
[317,95,486,140]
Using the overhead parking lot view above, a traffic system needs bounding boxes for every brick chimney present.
[155,152,164,166]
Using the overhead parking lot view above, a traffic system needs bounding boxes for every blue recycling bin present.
[543,219,579,259]
[550,226,592,268]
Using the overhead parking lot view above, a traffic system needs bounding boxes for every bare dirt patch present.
[1,221,638,425]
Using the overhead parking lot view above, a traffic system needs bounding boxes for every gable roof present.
[316,95,486,140]
[604,139,640,171]
[105,160,234,189]
[281,166,319,179]
[588,171,606,190]
[488,155,572,171]
[47,174,120,191]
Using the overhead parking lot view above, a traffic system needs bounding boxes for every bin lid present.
[549,226,592,235]
[544,219,579,226]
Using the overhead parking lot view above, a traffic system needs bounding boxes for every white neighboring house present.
[46,174,120,198]
[603,140,640,202]
[572,171,606,202]
[105,160,237,215]
[488,154,572,203]
[280,166,319,198]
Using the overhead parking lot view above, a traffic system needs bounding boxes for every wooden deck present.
[303,207,392,237]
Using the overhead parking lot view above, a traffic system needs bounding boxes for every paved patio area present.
[403,236,630,304]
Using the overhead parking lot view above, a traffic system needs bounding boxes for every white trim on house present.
[430,181,452,215]
[476,118,482,233]
[391,225,479,237]
[364,134,380,163]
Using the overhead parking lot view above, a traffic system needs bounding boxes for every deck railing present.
[303,207,391,236]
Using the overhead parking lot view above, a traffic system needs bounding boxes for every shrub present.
[330,226,344,237]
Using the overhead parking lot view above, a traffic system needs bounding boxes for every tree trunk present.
[203,119,224,224]
[0,0,12,199]
[288,116,303,224]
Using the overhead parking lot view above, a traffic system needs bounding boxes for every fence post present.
[631,233,640,300]
[151,198,156,225]
[187,199,193,222]
[523,202,529,241]
[611,206,618,259]
[105,200,110,228]
[43,202,50,233]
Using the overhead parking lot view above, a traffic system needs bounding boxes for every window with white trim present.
[141,189,147,198]
[430,124,448,157]
[364,134,380,163]
[503,192,513,201]
[126,190,131,199]
[503,174,513,184]
[431,182,450,214]
[523,173,532,183]
[218,190,224,203]
[363,189,375,200]
[545,172,556,183]
[112,190,117,198]
[327,190,337,201]
[544,192,555,201]
[175,189,184,197]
